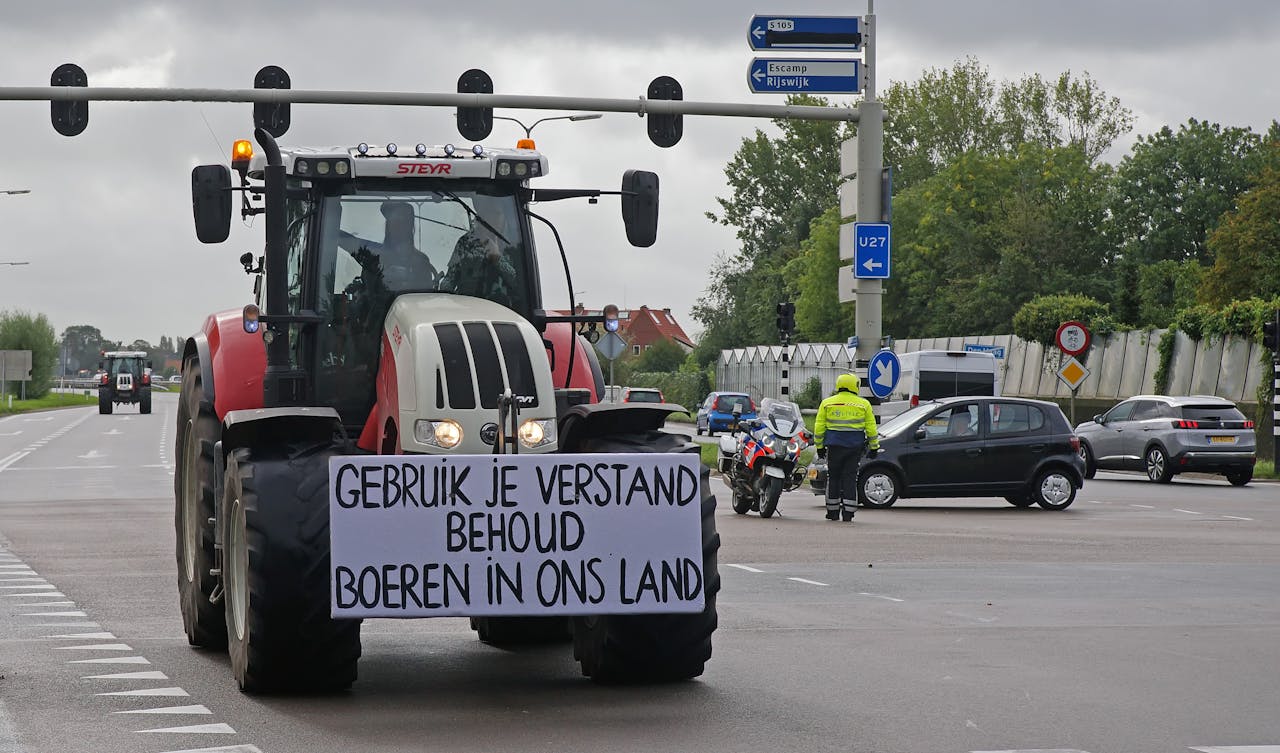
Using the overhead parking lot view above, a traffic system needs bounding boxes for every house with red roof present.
[551,305,696,355]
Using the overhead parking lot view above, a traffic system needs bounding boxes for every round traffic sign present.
[867,349,900,400]
[1055,321,1091,356]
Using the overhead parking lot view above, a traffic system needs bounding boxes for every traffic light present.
[253,65,291,138]
[456,68,494,141]
[1263,309,1280,353]
[776,301,795,340]
[646,76,683,148]
[50,63,88,137]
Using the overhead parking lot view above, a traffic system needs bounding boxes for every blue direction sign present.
[854,222,891,279]
[964,343,1007,359]
[748,15,862,51]
[868,350,900,400]
[748,58,859,95]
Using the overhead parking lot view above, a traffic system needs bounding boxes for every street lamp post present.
[492,113,603,140]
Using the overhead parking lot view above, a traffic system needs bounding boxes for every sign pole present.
[853,5,882,379]
[1273,357,1279,469]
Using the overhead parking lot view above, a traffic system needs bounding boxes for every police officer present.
[814,373,880,521]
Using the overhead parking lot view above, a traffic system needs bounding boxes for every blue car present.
[695,392,757,436]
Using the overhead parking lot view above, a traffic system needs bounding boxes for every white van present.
[876,350,1001,420]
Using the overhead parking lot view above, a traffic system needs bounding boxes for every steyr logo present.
[395,163,452,175]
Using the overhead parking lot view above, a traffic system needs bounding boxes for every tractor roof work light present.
[231,139,253,176]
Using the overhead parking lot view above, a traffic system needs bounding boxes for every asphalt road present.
[1,399,1278,753]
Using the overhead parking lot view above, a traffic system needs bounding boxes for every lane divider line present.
[156,745,263,753]
[115,705,212,716]
[66,656,151,665]
[1222,515,1253,521]
[45,632,115,639]
[52,643,133,651]
[788,577,829,586]
[83,671,169,680]
[859,592,905,602]
[727,564,764,573]
[138,723,236,735]
[97,687,190,698]
[1131,504,1155,509]
[1174,508,1203,515]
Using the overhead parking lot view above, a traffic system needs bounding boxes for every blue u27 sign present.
[748,15,862,51]
[854,222,891,279]
[748,58,860,95]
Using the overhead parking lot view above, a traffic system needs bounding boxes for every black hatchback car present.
[857,396,1086,510]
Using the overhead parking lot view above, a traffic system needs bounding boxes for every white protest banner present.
[328,453,705,618]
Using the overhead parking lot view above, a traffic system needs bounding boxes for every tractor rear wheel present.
[568,430,720,683]
[140,390,152,414]
[98,390,112,415]
[223,440,361,693]
[174,358,225,648]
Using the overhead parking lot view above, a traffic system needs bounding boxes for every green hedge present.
[626,371,712,413]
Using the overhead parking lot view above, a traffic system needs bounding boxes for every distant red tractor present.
[173,69,719,692]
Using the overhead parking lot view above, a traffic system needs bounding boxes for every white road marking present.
[138,723,236,734]
[156,746,263,753]
[788,577,829,586]
[859,592,905,602]
[21,609,87,616]
[67,656,151,664]
[83,670,168,680]
[1222,515,1253,521]
[1174,508,1203,515]
[115,704,212,715]
[98,687,190,697]
[5,585,59,590]
[26,622,99,627]
[0,465,118,471]
[21,417,53,422]
[727,564,764,573]
[3,591,65,598]
[44,632,115,639]
[972,749,1092,752]
[0,578,47,583]
[23,601,75,607]
[0,431,22,436]
[52,643,133,651]
[103,429,122,435]
[0,451,30,473]
[1191,748,1280,752]
[1131,504,1154,509]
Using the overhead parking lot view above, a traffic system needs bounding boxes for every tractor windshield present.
[317,180,533,316]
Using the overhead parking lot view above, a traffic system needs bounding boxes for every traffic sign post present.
[1056,355,1090,425]
[748,15,862,51]
[597,333,627,400]
[747,59,859,94]
[853,222,890,279]
[867,349,899,400]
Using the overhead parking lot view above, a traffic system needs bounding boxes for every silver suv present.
[1074,395,1256,486]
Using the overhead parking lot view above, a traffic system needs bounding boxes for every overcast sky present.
[1,1,1277,348]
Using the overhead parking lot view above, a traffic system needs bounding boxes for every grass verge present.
[1254,460,1278,480]
[0,391,98,416]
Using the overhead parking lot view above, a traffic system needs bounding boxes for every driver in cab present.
[337,200,438,289]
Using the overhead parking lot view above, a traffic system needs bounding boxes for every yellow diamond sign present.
[1057,356,1089,390]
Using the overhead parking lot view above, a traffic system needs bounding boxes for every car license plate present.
[1209,436,1235,444]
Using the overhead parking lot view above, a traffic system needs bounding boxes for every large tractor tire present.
[223,440,361,693]
[174,358,225,648]
[471,616,572,646]
[568,430,720,683]
[98,390,112,415]
[140,389,152,415]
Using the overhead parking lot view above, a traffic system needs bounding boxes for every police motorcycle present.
[717,398,812,518]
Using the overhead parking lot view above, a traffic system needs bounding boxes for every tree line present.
[691,57,1280,366]
[0,313,182,398]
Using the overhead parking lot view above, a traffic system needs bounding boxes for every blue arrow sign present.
[868,350,900,400]
[748,15,862,51]
[748,58,860,95]
[854,222,891,279]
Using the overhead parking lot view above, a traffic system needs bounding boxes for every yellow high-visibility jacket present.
[815,390,879,451]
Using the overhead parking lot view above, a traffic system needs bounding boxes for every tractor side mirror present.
[192,164,232,244]
[621,169,659,248]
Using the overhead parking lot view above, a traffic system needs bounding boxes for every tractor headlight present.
[518,419,557,449]
[415,419,463,449]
